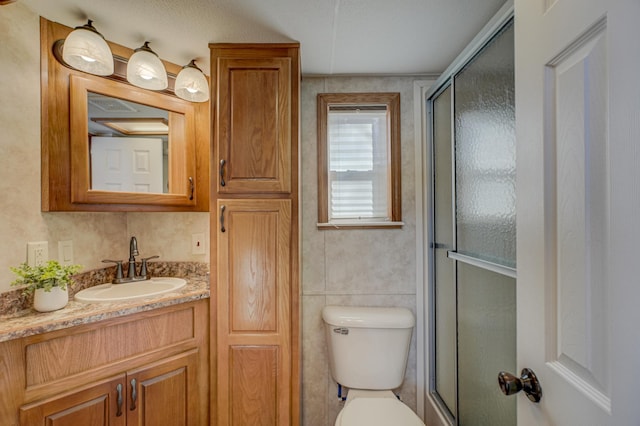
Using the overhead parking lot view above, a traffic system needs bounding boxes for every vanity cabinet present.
[210,43,300,426]
[20,351,199,426]
[0,300,209,426]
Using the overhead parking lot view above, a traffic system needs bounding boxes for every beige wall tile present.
[301,76,422,424]
[301,295,329,426]
[126,212,209,262]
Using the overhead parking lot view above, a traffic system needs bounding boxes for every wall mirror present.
[41,18,209,212]
[88,92,170,194]
[70,74,195,205]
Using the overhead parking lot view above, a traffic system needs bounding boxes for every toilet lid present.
[338,398,424,426]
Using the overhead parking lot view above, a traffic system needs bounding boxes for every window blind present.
[327,109,390,221]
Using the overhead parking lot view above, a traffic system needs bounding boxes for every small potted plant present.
[10,260,82,312]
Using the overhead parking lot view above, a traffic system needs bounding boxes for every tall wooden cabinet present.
[209,43,300,426]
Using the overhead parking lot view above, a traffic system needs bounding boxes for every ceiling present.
[21,0,506,77]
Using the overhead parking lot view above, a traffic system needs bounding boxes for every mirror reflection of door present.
[87,92,169,193]
[90,136,164,193]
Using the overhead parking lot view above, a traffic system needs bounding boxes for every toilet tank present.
[322,305,415,390]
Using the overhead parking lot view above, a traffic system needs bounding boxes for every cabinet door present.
[216,199,292,425]
[126,350,200,426]
[20,375,126,426]
[215,56,292,194]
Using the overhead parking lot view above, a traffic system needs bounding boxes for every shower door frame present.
[418,2,515,425]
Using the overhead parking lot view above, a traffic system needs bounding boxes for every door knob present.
[498,368,542,403]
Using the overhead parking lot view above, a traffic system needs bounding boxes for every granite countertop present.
[0,262,210,343]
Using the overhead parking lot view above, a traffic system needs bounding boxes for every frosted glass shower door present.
[428,18,515,426]
[454,20,516,426]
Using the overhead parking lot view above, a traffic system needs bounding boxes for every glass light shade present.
[62,21,113,76]
[175,60,209,102]
[126,42,168,90]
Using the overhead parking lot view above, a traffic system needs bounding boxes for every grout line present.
[303,291,417,296]
[329,0,341,75]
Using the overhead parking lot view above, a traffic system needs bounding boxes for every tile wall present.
[300,76,423,425]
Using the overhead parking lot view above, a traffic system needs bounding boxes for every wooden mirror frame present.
[70,74,195,206]
[40,18,209,212]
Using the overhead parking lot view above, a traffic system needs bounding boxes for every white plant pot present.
[33,286,69,312]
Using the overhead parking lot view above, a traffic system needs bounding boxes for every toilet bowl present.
[335,390,424,426]
[322,306,425,426]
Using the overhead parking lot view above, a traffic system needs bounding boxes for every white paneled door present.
[91,136,164,193]
[514,0,640,424]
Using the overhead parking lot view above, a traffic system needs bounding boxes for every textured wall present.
[300,76,420,425]
[0,3,208,294]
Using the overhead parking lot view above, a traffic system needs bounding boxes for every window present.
[317,93,402,229]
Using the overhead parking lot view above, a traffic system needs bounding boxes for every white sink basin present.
[74,277,187,303]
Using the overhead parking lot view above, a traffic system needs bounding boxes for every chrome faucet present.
[102,236,159,284]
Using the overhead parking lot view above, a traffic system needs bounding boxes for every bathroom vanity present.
[0,276,209,425]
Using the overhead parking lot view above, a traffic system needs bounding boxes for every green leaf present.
[10,260,82,295]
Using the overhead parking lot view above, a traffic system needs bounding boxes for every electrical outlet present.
[191,233,206,255]
[58,240,74,266]
[27,241,49,267]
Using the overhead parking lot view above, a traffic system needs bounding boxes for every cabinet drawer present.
[24,305,196,388]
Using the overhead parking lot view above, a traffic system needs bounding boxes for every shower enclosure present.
[426,14,515,426]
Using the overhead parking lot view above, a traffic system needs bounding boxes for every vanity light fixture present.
[53,20,114,76]
[175,60,209,102]
[126,41,168,91]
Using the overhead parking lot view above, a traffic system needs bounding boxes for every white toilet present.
[322,305,425,426]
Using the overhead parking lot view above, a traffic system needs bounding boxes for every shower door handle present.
[498,368,542,403]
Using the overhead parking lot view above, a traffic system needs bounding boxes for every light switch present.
[58,240,74,265]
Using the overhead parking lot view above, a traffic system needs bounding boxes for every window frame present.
[317,92,402,229]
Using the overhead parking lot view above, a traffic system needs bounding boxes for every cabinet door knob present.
[188,176,194,200]
[220,205,226,233]
[220,159,226,187]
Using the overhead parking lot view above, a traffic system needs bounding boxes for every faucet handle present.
[139,255,159,279]
[102,259,124,280]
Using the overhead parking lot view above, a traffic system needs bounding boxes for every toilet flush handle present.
[333,327,349,335]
